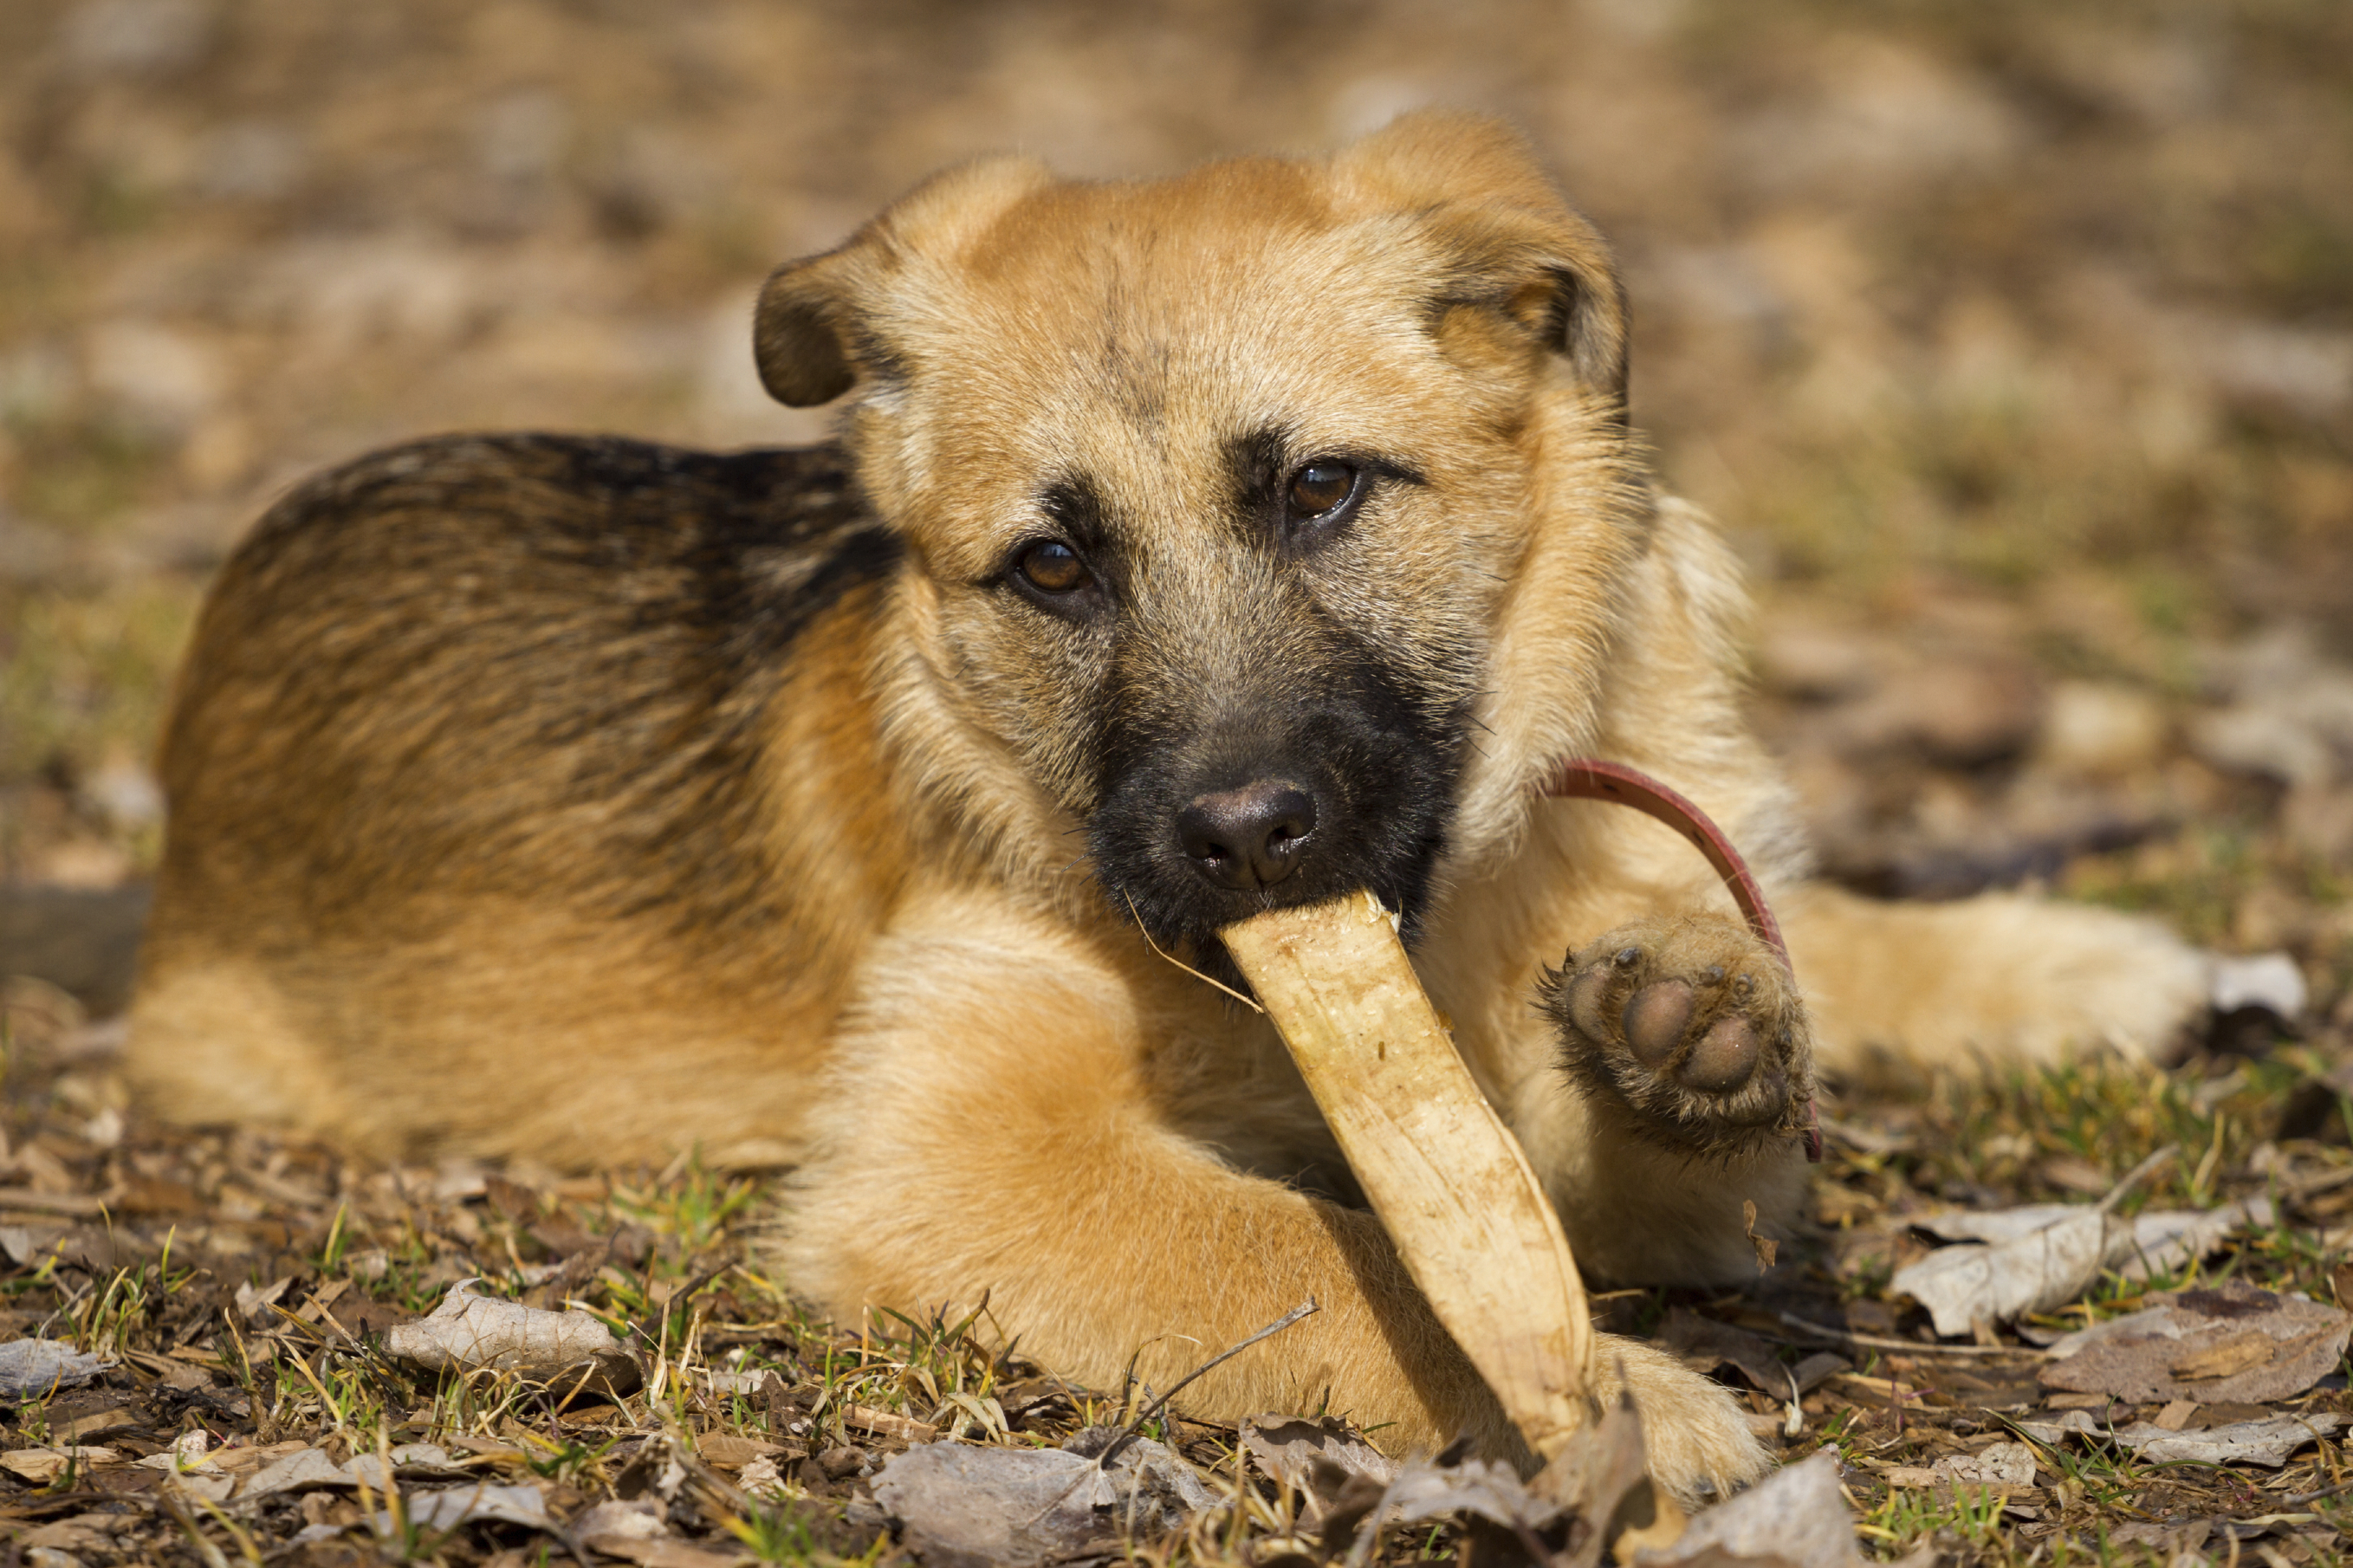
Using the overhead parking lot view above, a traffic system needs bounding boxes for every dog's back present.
[129,433,903,1166]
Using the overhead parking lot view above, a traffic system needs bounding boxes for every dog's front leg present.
[776,902,1766,1501]
[1533,910,1817,1289]
[777,909,1511,1453]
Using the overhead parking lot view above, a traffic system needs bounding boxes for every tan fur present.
[126,113,2213,1503]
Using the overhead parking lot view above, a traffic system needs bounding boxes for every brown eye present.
[1287,462,1357,519]
[1017,540,1089,594]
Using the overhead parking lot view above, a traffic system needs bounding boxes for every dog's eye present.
[1287,463,1358,520]
[1016,541,1090,594]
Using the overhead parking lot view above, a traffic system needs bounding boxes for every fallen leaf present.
[17,1513,115,1552]
[380,1278,640,1393]
[2039,1281,2352,1403]
[1895,1198,2275,1336]
[1659,1310,1840,1398]
[209,1440,314,1474]
[235,1275,294,1325]
[2168,1330,2273,1382]
[1377,1454,1568,1535]
[2111,1202,2278,1283]
[2011,1409,2103,1445]
[344,1443,471,1487]
[2107,1415,2344,1468]
[235,1446,348,1498]
[736,1454,788,1500]
[134,1430,217,1474]
[1893,1208,2110,1338]
[372,1481,552,1534]
[0,1447,121,1482]
[695,1432,780,1470]
[593,1540,743,1568]
[0,1339,112,1397]
[1539,1392,1668,1565]
[573,1497,665,1548]
[1239,1414,1396,1522]
[2108,1519,2215,1554]
[703,1369,768,1397]
[842,1403,937,1443]
[53,1407,137,1443]
[160,1468,237,1502]
[869,1429,1211,1566]
[1936,1442,2038,1487]
[1744,1200,1779,1273]
[1637,1452,1870,1566]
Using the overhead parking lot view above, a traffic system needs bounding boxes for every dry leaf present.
[1743,1201,1779,1273]
[18,1515,116,1554]
[869,1429,1212,1566]
[0,1338,111,1397]
[1239,1414,1397,1521]
[380,1277,641,1392]
[1894,1197,2275,1336]
[1892,1208,2110,1337]
[1374,1454,1570,1538]
[235,1446,349,1498]
[1637,1452,1870,1567]
[593,1540,744,1568]
[1659,1310,1842,1398]
[574,1497,666,1550]
[0,1446,121,1482]
[1883,1441,2039,1492]
[236,1274,295,1325]
[1539,1393,1666,1567]
[842,1403,937,1443]
[2168,1330,2273,1381]
[2039,1281,2351,1403]
[695,1432,781,1470]
[344,1443,470,1487]
[135,1430,217,1474]
[703,1369,769,1397]
[372,1481,552,1534]
[2108,1415,2344,1468]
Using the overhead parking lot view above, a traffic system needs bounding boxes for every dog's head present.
[757,113,1643,949]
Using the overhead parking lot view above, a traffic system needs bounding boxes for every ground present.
[2,1,2351,1564]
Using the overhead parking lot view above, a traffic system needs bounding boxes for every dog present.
[126,113,2216,1500]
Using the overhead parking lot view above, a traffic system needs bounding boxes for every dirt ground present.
[2,1,2351,1564]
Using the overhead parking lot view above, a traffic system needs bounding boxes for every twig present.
[2098,1146,2178,1213]
[1095,1298,1319,1469]
[1778,1312,2049,1359]
[1124,891,1264,1014]
[2281,1474,2353,1510]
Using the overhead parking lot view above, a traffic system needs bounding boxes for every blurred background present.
[2,0,2349,1033]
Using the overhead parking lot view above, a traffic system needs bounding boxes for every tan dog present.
[126,113,2214,1500]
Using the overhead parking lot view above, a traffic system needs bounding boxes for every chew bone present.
[1221,891,1594,1460]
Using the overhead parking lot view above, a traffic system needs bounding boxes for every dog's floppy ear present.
[1335,111,1627,405]
[753,154,1056,408]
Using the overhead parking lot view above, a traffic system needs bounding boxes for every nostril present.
[1176,780,1320,891]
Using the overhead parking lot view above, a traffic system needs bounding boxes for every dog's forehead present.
[881,165,1455,532]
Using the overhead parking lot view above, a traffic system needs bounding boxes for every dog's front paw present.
[1539,912,1814,1157]
[1594,1335,1771,1506]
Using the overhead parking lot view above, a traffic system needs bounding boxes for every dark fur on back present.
[161,435,897,949]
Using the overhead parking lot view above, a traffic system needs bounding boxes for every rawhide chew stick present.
[1222,890,1595,1461]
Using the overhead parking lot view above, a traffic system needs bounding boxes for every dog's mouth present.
[1086,736,1465,969]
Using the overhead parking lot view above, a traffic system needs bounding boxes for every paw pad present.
[1539,912,1814,1157]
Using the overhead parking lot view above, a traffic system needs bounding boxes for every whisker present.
[1121,891,1263,1014]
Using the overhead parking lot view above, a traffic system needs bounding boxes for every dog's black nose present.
[1176,781,1318,891]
